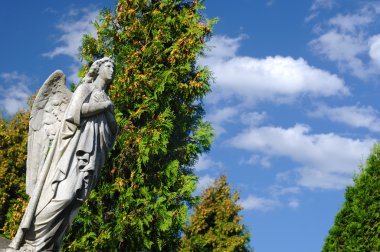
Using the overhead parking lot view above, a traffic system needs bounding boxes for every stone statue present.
[8,57,117,252]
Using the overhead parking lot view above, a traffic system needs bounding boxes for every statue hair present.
[81,57,115,85]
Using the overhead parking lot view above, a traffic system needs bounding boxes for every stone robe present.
[23,83,117,251]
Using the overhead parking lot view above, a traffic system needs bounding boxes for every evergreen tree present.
[181,175,251,252]
[0,111,29,239]
[0,1,215,250]
[323,144,380,251]
[62,1,216,251]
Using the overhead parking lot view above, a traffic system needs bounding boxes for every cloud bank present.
[230,124,376,189]
[201,35,348,105]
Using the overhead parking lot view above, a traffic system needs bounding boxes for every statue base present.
[0,237,35,252]
[0,236,11,251]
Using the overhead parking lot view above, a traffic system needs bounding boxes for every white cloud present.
[230,124,376,189]
[270,185,300,196]
[238,185,300,212]
[329,13,372,33]
[43,7,98,83]
[240,111,267,126]
[309,3,380,78]
[297,168,353,190]
[205,35,244,60]
[275,170,294,183]
[310,0,335,11]
[311,31,366,58]
[239,186,301,211]
[369,34,380,67]
[207,108,266,137]
[240,154,271,168]
[239,195,279,212]
[202,35,348,105]
[310,104,380,132]
[288,199,300,209]
[208,106,238,125]
[194,155,223,171]
[309,31,368,78]
[196,174,215,193]
[0,72,32,116]
[306,0,336,22]
[43,7,98,60]
[207,106,239,135]
[66,63,83,85]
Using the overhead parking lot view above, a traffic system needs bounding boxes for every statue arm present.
[81,100,112,117]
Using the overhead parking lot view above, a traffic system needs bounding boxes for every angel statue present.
[8,57,117,252]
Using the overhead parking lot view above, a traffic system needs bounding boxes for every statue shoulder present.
[64,83,95,125]
[72,83,95,100]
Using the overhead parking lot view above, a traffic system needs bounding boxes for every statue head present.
[82,57,116,86]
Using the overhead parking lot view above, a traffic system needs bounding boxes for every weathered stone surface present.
[8,57,117,252]
[0,236,11,250]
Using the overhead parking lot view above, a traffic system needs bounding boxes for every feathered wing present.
[26,70,72,196]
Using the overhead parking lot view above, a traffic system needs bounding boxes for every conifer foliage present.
[0,1,215,250]
[181,175,251,252]
[323,144,380,251]
[0,111,29,238]
[63,0,216,251]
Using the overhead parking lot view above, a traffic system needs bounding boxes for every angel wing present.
[26,70,72,196]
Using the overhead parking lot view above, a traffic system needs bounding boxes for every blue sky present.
[1,1,380,251]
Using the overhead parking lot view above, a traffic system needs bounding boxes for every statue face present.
[98,61,115,82]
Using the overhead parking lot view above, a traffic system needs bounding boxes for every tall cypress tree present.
[62,1,216,251]
[181,175,251,252]
[323,144,380,251]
